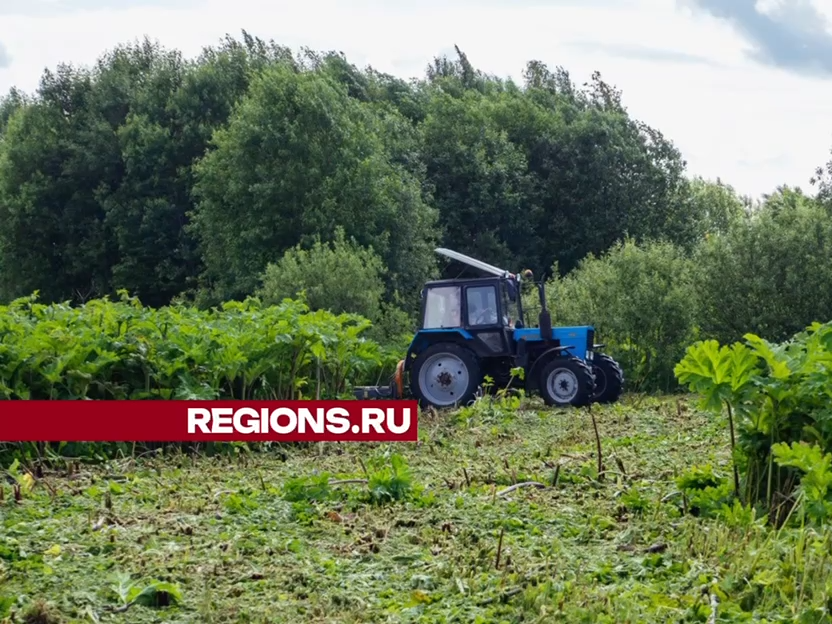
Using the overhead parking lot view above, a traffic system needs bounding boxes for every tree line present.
[2,32,832,391]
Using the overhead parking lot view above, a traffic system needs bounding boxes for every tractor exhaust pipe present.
[524,269,553,342]
[538,283,553,341]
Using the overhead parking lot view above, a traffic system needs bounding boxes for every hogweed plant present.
[675,321,832,526]
[0,291,401,465]
[0,291,396,402]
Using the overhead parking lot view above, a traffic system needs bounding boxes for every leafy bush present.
[0,291,396,401]
[257,227,387,322]
[280,453,414,509]
[256,228,414,345]
[675,320,832,525]
[771,442,832,526]
[675,464,733,518]
[282,473,334,503]
[533,239,700,392]
[693,190,832,345]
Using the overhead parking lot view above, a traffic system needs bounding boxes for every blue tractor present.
[354,248,624,409]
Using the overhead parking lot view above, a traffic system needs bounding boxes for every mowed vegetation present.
[3,394,830,624]
[3,29,832,623]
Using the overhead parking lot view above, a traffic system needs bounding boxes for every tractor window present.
[466,285,498,326]
[423,286,461,328]
[502,281,519,328]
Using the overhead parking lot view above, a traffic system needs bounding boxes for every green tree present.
[420,89,535,272]
[419,52,696,279]
[810,146,832,211]
[679,176,748,239]
[190,62,438,309]
[99,34,296,306]
[511,67,695,272]
[0,63,119,304]
[0,88,27,137]
[695,188,832,344]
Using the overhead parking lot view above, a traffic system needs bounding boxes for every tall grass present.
[0,291,400,465]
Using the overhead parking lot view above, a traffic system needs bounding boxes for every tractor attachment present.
[354,360,405,400]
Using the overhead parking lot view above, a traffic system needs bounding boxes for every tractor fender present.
[404,329,473,372]
[525,346,576,392]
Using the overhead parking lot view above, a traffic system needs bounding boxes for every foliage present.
[0,33,704,320]
[280,454,415,512]
[675,321,832,525]
[2,33,832,379]
[282,473,333,503]
[110,572,183,609]
[423,65,696,281]
[0,291,396,402]
[533,238,700,392]
[771,442,832,526]
[419,88,535,272]
[0,88,27,137]
[678,176,749,239]
[675,464,734,518]
[256,227,388,325]
[693,189,832,345]
[188,59,438,309]
[0,37,277,307]
[366,453,413,504]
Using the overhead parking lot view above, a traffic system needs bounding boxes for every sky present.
[2,0,832,200]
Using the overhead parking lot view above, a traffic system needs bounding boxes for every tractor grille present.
[587,329,595,352]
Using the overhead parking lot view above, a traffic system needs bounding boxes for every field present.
[5,29,832,624]
[4,394,830,624]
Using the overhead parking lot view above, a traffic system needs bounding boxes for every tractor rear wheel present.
[539,357,595,407]
[591,354,624,404]
[411,343,481,409]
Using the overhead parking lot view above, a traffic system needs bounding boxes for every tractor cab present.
[420,276,523,333]
[412,278,513,368]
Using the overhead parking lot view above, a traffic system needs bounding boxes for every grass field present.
[2,395,830,623]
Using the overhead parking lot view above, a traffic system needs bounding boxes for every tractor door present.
[463,283,511,357]
[500,280,521,357]
[501,280,520,330]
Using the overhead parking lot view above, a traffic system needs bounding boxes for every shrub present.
[257,228,386,322]
[531,238,700,392]
[675,321,832,525]
[694,189,832,345]
[256,229,415,345]
[0,291,395,401]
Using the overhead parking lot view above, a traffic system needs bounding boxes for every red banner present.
[0,401,419,442]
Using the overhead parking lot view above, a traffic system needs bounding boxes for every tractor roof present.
[423,276,505,288]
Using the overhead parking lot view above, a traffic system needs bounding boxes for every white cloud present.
[0,0,830,199]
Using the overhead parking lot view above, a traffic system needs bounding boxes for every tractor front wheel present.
[591,354,624,404]
[539,357,595,408]
[411,343,482,409]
